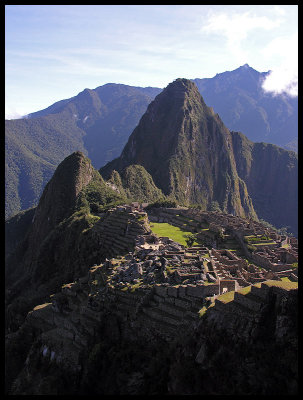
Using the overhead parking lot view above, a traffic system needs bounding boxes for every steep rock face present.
[6,152,94,282]
[167,284,298,395]
[101,79,256,219]
[27,151,94,250]
[231,131,298,235]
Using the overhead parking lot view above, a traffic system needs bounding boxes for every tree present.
[183,233,196,247]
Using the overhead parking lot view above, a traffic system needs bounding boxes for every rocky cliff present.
[101,78,257,220]
[231,131,298,235]
[6,255,297,395]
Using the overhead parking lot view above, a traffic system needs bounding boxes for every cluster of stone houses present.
[91,204,298,297]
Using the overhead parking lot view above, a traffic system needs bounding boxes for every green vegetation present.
[217,280,298,305]
[5,113,86,219]
[121,165,165,203]
[261,280,298,290]
[280,277,291,282]
[77,169,126,214]
[200,279,298,318]
[259,219,294,236]
[183,233,197,247]
[149,222,199,246]
[100,78,296,236]
[145,199,178,210]
[244,235,276,249]
[130,281,143,292]
[209,201,222,212]
[244,235,270,243]
[6,84,161,219]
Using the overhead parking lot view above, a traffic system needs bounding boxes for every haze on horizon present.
[5,4,298,119]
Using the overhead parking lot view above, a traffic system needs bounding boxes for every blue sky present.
[5,4,298,119]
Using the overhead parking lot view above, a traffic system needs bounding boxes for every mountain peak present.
[100,78,257,219]
[164,78,199,96]
[153,77,207,111]
[28,151,94,245]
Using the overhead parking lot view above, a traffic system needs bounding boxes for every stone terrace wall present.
[92,207,150,259]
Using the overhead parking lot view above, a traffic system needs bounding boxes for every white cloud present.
[201,10,283,63]
[261,34,298,97]
[273,5,286,16]
[262,68,297,97]
[201,8,297,97]
[5,106,26,120]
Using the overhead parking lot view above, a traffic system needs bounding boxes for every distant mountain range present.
[192,64,297,152]
[5,84,161,218]
[5,64,297,221]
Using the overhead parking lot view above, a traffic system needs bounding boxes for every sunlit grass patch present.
[149,222,199,246]
[261,280,298,290]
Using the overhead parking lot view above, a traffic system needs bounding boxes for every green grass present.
[261,280,298,290]
[252,242,276,246]
[280,277,291,282]
[199,278,298,318]
[149,222,199,246]
[244,235,276,246]
[216,291,235,304]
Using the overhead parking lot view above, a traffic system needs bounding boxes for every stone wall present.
[219,280,236,294]
[93,207,149,258]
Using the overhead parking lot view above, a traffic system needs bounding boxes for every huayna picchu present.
[5,78,298,395]
[100,78,297,235]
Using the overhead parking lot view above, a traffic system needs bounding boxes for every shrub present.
[183,233,196,247]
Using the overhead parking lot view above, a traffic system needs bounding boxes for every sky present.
[5,4,298,119]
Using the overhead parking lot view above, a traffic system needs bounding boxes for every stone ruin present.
[18,205,297,384]
[145,206,298,283]
[28,204,298,347]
